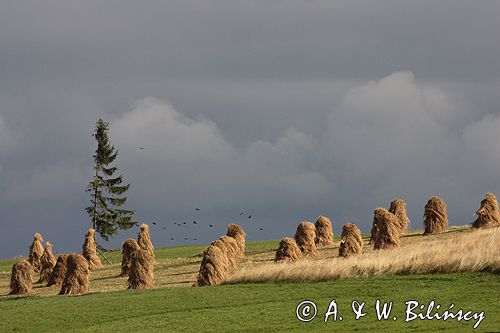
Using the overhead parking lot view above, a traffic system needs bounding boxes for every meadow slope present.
[0,226,499,332]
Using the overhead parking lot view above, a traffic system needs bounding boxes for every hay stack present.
[197,244,230,286]
[28,233,44,273]
[38,242,57,284]
[274,237,303,263]
[59,254,90,295]
[9,259,33,295]
[389,198,410,235]
[423,196,448,235]
[82,228,102,270]
[47,254,68,287]
[369,209,384,245]
[212,236,239,269]
[138,224,155,257]
[294,221,318,257]
[339,224,364,258]
[226,224,246,258]
[473,192,500,228]
[128,247,155,289]
[120,238,140,277]
[315,215,334,246]
[373,208,401,250]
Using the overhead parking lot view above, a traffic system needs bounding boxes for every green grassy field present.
[1,237,499,332]
[0,272,498,332]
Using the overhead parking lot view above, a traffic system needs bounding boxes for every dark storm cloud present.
[0,1,499,257]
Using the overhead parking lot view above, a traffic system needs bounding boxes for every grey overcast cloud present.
[0,1,499,257]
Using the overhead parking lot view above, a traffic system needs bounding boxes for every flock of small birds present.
[134,207,264,243]
[136,147,265,243]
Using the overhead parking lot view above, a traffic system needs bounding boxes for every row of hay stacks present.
[10,253,90,296]
[275,216,339,263]
[8,193,499,293]
[421,192,499,233]
[275,216,364,262]
[10,223,157,295]
[227,226,500,284]
[196,223,246,286]
[370,193,500,251]
[274,192,500,269]
[227,193,499,284]
[11,231,92,296]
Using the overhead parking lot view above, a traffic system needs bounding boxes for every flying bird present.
[195,208,200,211]
[194,238,197,240]
[248,215,252,219]
[138,147,145,150]
[209,224,213,228]
[170,237,174,240]
[193,221,197,224]
[162,226,166,230]
[239,212,244,215]
[183,222,187,225]
[152,222,157,226]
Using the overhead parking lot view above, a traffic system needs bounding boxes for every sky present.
[0,1,499,258]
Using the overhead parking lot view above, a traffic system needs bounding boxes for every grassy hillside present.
[0,273,498,332]
[0,226,499,332]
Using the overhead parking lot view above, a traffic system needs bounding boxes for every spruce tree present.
[86,119,135,240]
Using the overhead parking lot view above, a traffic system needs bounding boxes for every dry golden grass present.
[226,226,499,283]
[0,225,498,297]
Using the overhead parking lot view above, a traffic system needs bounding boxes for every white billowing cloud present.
[110,97,331,214]
[112,97,234,164]
[325,71,460,184]
[327,71,453,179]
